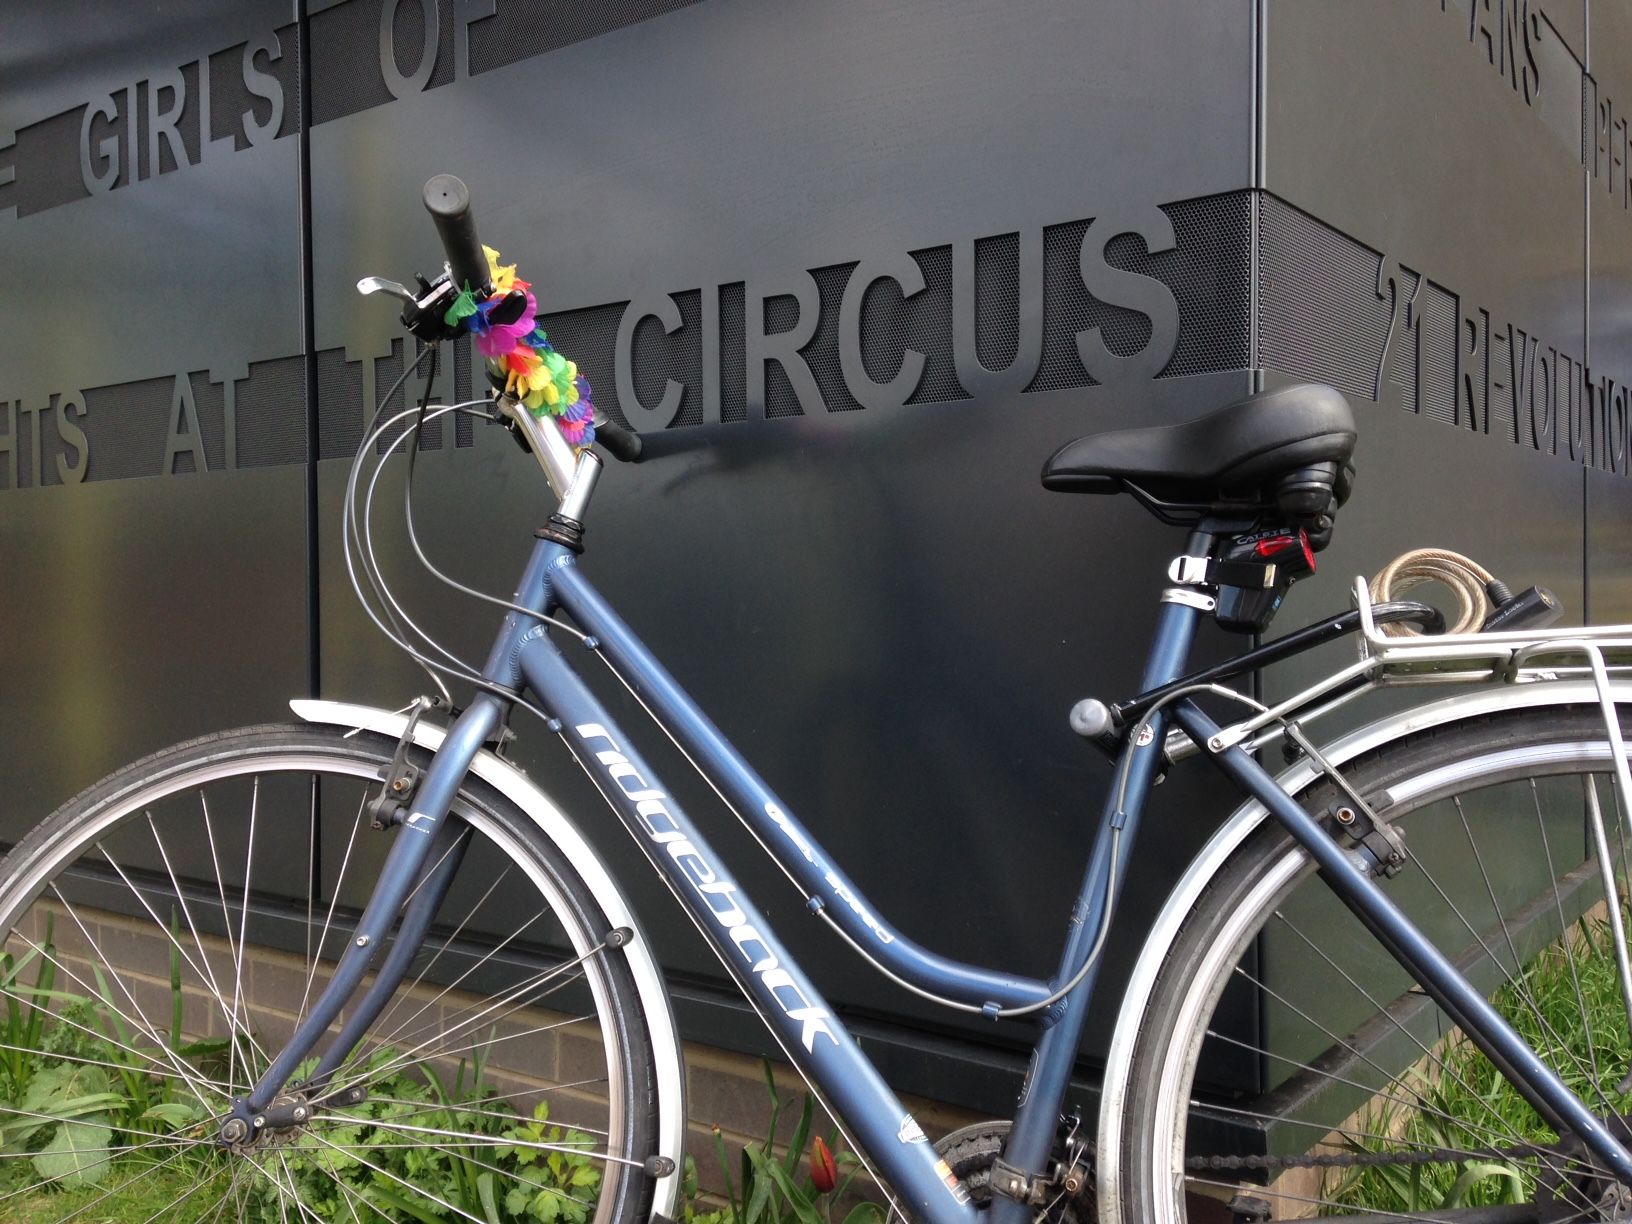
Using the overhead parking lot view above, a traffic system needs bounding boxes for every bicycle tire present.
[1115,704,1632,1222]
[0,723,662,1224]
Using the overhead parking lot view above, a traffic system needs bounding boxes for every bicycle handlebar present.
[423,174,493,296]
[417,174,647,466]
[594,418,644,463]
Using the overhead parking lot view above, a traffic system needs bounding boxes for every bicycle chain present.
[1186,1140,1560,1173]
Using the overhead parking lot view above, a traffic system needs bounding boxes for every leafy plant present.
[1328,909,1632,1215]
[1,910,609,1222]
[689,1061,882,1224]
[254,1044,605,1223]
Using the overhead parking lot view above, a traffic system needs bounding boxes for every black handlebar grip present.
[423,174,492,295]
[595,419,644,463]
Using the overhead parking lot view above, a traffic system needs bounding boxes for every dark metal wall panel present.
[1254,0,1625,1094]
[1588,469,1632,620]
[1585,2,1632,619]
[304,0,1258,1107]
[7,0,1624,1123]
[1261,0,1592,663]
[0,2,309,823]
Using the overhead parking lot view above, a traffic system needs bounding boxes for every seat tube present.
[989,535,1212,1224]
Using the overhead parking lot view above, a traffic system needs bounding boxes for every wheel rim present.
[1138,737,1632,1223]
[0,738,642,1224]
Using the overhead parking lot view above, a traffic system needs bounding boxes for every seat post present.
[1157,523,1242,622]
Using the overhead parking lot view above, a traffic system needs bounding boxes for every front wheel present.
[0,723,663,1224]
[1116,705,1632,1222]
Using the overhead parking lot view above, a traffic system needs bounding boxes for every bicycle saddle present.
[1041,383,1356,507]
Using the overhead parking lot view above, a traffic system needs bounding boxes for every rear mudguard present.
[1095,679,1632,1223]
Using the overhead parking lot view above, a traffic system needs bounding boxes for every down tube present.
[516,630,982,1224]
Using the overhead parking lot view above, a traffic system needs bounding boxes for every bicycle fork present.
[220,543,569,1140]
[219,694,503,1139]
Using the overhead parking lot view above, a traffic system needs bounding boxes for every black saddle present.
[1041,383,1357,543]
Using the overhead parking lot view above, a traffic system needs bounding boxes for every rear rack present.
[1193,578,1632,759]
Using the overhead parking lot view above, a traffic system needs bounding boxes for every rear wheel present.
[0,723,662,1224]
[1117,706,1632,1222]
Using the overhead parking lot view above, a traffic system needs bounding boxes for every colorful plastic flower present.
[448,247,599,448]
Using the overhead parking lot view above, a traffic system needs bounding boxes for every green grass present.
[1326,910,1632,1215]
[7,1159,236,1223]
[0,914,605,1223]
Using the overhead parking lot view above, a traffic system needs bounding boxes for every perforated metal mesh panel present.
[151,64,204,173]
[641,288,704,427]
[308,2,396,126]
[1029,194,1253,392]
[82,375,175,482]
[316,348,364,462]
[185,371,227,472]
[467,0,704,76]
[209,32,301,147]
[810,263,863,414]
[234,355,306,468]
[536,300,626,426]
[763,290,811,418]
[6,22,299,218]
[370,337,447,453]
[897,246,968,405]
[1385,268,1423,413]
[975,231,1021,371]
[1416,281,1459,424]
[8,109,93,216]
[719,282,747,423]
[1257,195,1391,401]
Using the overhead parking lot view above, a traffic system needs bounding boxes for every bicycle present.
[2,174,1631,1224]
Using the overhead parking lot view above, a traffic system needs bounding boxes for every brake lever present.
[356,276,417,304]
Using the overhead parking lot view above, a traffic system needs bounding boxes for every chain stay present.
[1186,1138,1561,1173]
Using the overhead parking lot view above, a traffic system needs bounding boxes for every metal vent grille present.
[535,300,627,425]
[316,348,364,462]
[186,372,228,472]
[719,282,747,423]
[1416,281,1458,424]
[975,232,1021,372]
[642,289,703,427]
[8,109,92,216]
[82,376,174,482]
[467,0,704,76]
[1257,195,1391,402]
[234,356,306,468]
[762,290,808,418]
[810,263,864,414]
[1028,194,1252,393]
[898,245,968,405]
[1385,269,1423,414]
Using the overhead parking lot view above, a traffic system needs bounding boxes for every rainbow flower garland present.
[443,246,596,446]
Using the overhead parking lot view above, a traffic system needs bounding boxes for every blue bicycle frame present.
[236,515,1632,1223]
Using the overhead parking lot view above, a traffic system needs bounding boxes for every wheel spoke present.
[1584,777,1632,1063]
[1122,713,1632,1222]
[0,730,658,1224]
